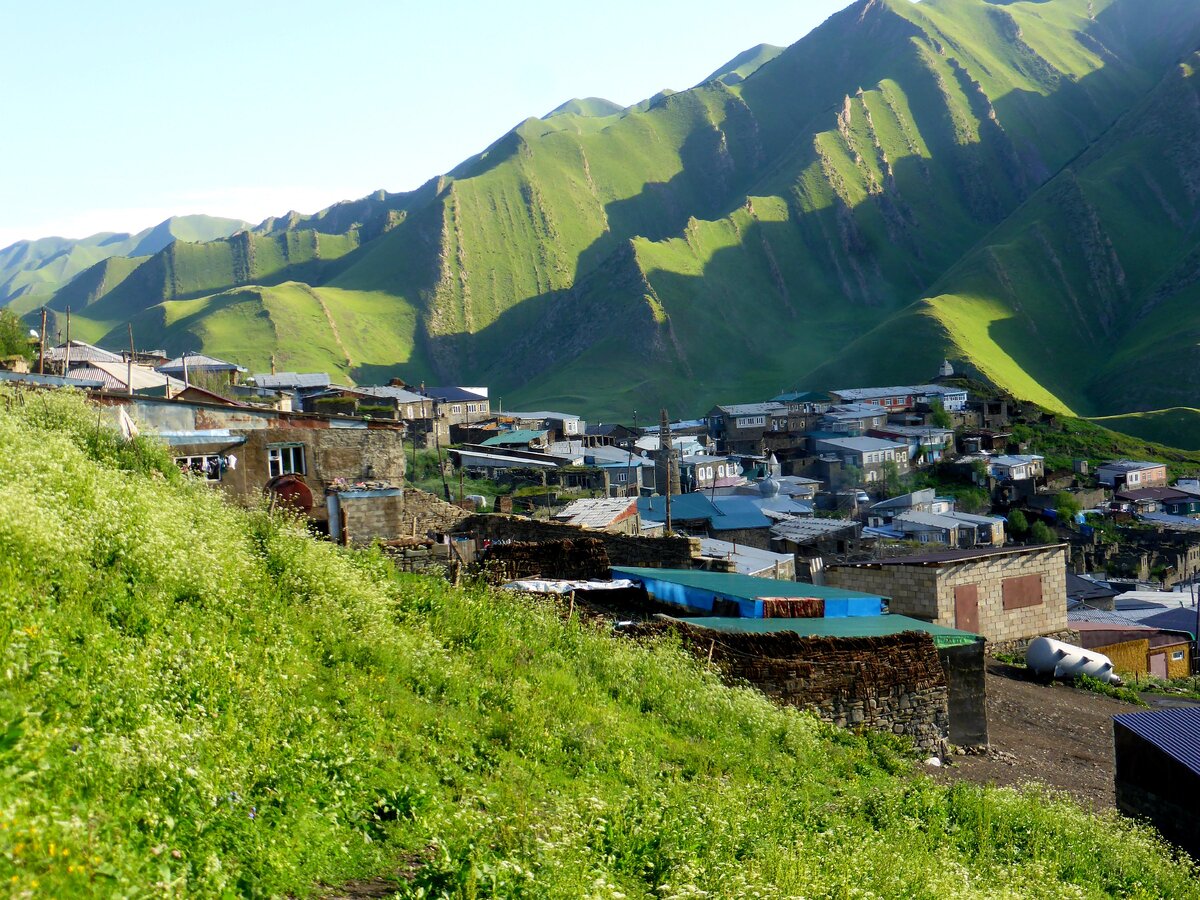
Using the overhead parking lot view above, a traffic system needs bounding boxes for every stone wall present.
[336,491,406,544]
[479,539,611,583]
[827,546,1069,642]
[671,626,949,754]
[457,514,699,569]
[401,488,471,536]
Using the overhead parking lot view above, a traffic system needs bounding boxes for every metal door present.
[1151,653,1168,679]
[955,584,979,634]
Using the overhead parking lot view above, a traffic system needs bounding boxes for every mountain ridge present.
[13,0,1200,427]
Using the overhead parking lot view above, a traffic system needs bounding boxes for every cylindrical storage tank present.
[1026,636,1121,685]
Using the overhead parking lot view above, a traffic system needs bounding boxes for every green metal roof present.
[612,567,883,602]
[672,613,982,647]
[481,429,548,446]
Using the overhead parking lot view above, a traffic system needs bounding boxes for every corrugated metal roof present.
[355,385,428,403]
[251,372,331,389]
[553,497,637,529]
[42,341,123,364]
[1098,460,1165,473]
[814,436,908,453]
[612,567,882,601]
[0,370,105,389]
[771,518,859,542]
[696,538,793,576]
[1113,708,1200,777]
[637,494,721,523]
[832,544,1066,567]
[158,354,246,373]
[1070,604,1199,637]
[672,613,981,646]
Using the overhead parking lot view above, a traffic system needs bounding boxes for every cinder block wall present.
[827,547,1068,642]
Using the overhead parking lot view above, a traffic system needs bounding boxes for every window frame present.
[267,443,306,478]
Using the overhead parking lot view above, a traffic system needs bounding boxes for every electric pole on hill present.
[659,408,679,533]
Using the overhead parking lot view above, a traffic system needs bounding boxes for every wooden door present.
[955,584,979,634]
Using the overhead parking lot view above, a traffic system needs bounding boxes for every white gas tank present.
[1026,636,1122,685]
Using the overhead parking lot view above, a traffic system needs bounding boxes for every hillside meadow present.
[0,387,1197,897]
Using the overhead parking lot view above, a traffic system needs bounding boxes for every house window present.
[616,471,627,483]
[176,454,222,481]
[1172,650,1185,662]
[267,444,306,477]
[451,404,463,414]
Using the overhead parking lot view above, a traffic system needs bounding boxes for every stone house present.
[811,436,910,483]
[706,403,788,455]
[94,393,408,530]
[825,544,1070,644]
[1097,460,1169,490]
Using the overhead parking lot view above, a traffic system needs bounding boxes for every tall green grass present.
[0,387,1196,897]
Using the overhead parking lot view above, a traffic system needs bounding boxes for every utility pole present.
[127,323,135,397]
[37,308,47,375]
[661,408,675,533]
[63,306,71,376]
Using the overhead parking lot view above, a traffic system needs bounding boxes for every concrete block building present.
[825,545,1069,643]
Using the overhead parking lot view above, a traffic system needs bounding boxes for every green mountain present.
[699,42,785,86]
[0,215,247,314]
[23,0,1200,425]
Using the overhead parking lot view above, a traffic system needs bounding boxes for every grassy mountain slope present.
[0,215,247,309]
[1,387,1197,896]
[699,43,785,86]
[24,0,1200,424]
[1090,407,1200,451]
[808,40,1200,418]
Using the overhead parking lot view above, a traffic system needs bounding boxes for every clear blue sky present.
[1,0,853,247]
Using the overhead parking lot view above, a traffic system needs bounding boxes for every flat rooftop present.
[612,566,883,602]
[670,613,981,647]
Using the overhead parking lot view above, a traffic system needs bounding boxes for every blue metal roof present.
[637,494,721,523]
[1114,708,1200,777]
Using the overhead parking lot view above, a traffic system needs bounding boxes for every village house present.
[770,390,833,414]
[866,489,953,526]
[811,435,910,482]
[706,402,788,455]
[250,372,333,395]
[988,454,1044,481]
[1072,622,1192,680]
[40,339,125,375]
[93,392,409,532]
[1114,708,1200,858]
[157,353,246,385]
[1097,460,1169,490]
[551,497,642,535]
[818,403,890,435]
[481,429,550,452]
[868,424,954,465]
[676,454,744,492]
[582,423,638,449]
[769,517,862,573]
[696,537,796,579]
[825,544,1070,644]
[422,387,491,426]
[829,384,969,412]
[505,410,584,441]
[880,511,1007,548]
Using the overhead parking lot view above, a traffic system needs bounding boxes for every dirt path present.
[933,661,1188,810]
